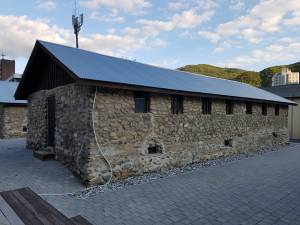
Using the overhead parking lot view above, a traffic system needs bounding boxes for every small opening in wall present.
[224,139,233,147]
[148,145,163,154]
[272,132,278,138]
[22,126,27,132]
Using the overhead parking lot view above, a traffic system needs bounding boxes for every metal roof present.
[263,85,300,98]
[0,81,27,105]
[38,40,293,105]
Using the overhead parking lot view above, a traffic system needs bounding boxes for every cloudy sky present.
[1,0,300,73]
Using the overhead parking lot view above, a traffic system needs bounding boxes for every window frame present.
[134,92,150,113]
[202,97,212,115]
[245,102,252,114]
[171,95,184,114]
[275,105,280,116]
[262,103,268,116]
[225,100,234,115]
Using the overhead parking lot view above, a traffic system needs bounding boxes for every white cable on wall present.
[91,86,113,185]
[39,86,113,198]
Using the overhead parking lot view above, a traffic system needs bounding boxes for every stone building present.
[0,81,27,139]
[16,41,294,185]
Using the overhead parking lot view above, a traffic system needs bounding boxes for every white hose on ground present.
[39,86,113,198]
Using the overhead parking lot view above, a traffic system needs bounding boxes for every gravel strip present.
[74,143,295,199]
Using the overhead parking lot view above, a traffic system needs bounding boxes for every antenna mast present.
[72,0,83,48]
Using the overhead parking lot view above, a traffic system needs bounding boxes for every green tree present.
[234,71,261,87]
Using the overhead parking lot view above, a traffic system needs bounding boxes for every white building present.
[272,67,300,86]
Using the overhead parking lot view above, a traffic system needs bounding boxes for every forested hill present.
[178,62,300,87]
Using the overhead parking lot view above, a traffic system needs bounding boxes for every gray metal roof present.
[0,81,27,104]
[39,40,294,105]
[263,85,300,98]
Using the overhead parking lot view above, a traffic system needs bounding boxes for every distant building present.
[272,67,300,86]
[0,58,15,80]
[264,84,300,140]
[0,81,27,139]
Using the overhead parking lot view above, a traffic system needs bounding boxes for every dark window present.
[224,139,233,147]
[148,146,162,154]
[272,132,278,138]
[134,92,150,113]
[275,105,280,116]
[171,95,184,114]
[246,102,252,114]
[226,100,234,115]
[202,97,212,114]
[262,104,268,116]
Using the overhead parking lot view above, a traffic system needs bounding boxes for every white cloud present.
[90,10,125,23]
[168,1,188,11]
[0,15,69,58]
[35,0,57,11]
[222,39,300,68]
[200,0,300,44]
[196,0,219,10]
[138,10,214,37]
[241,28,262,43]
[213,47,224,53]
[229,0,245,11]
[198,31,220,43]
[150,59,179,69]
[0,15,150,59]
[80,0,151,12]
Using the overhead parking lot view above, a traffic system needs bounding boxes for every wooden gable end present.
[15,43,77,100]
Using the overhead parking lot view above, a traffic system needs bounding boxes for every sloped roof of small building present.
[0,81,26,105]
[264,84,300,98]
[16,40,294,105]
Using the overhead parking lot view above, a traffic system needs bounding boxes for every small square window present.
[226,100,234,115]
[171,95,184,114]
[275,105,280,116]
[202,97,212,114]
[134,92,150,113]
[246,102,252,114]
[262,104,268,116]
[224,139,233,147]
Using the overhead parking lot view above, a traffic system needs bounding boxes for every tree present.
[234,71,261,87]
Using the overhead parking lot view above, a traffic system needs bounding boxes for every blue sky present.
[0,0,300,73]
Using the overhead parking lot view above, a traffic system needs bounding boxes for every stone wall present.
[0,104,27,139]
[27,84,289,185]
[90,88,289,184]
[27,83,96,182]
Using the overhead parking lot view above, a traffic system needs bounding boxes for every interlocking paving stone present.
[1,139,300,224]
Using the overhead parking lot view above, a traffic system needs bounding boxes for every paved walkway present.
[1,139,300,225]
[0,139,83,194]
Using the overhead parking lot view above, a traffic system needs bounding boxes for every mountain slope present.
[178,62,300,87]
[178,64,261,87]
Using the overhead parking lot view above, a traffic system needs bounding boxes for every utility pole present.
[72,0,83,48]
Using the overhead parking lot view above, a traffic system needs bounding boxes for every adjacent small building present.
[15,40,294,185]
[272,67,300,86]
[0,81,27,139]
[264,84,300,140]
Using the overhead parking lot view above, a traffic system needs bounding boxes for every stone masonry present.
[27,83,289,185]
[0,104,27,139]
